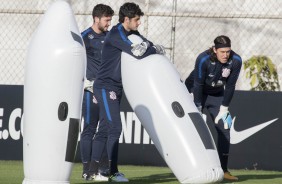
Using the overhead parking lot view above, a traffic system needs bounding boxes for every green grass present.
[1,160,282,184]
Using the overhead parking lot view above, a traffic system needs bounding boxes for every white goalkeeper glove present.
[215,105,232,129]
[84,79,94,93]
[131,41,150,56]
[153,44,166,55]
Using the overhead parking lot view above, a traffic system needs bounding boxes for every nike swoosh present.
[230,117,278,144]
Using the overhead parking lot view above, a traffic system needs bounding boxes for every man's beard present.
[98,24,107,32]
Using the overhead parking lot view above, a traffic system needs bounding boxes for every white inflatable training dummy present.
[23,0,86,184]
[121,35,224,183]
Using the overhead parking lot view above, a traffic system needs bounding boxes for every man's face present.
[96,16,112,32]
[213,47,231,63]
[124,16,141,31]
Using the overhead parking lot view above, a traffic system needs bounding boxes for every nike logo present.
[230,117,278,144]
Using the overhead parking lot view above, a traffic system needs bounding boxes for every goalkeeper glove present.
[131,41,150,56]
[153,44,166,55]
[215,105,232,129]
[84,79,94,93]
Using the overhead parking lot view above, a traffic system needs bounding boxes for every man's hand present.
[153,44,166,55]
[84,79,94,93]
[131,41,150,56]
[215,105,232,129]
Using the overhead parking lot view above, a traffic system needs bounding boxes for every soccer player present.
[185,35,242,181]
[80,4,114,181]
[90,2,165,182]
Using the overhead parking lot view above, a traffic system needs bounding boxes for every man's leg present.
[89,115,109,181]
[205,95,238,181]
[88,88,109,177]
[80,91,99,179]
[95,88,128,182]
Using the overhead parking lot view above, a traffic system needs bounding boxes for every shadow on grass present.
[129,172,177,183]
[221,173,282,183]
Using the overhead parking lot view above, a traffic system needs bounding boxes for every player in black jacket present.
[185,35,242,181]
[90,2,165,182]
[80,4,114,181]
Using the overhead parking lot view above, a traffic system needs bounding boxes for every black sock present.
[221,154,229,172]
[89,160,100,175]
[109,160,118,175]
[82,162,90,174]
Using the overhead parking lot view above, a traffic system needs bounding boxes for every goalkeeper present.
[185,35,242,181]
[80,4,114,181]
[90,2,165,182]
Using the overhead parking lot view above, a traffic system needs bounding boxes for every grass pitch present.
[1,160,282,184]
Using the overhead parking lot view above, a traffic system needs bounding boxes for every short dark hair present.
[92,4,114,19]
[119,2,144,23]
[214,35,231,49]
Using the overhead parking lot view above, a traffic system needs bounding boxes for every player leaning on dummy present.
[90,2,165,182]
[185,35,242,181]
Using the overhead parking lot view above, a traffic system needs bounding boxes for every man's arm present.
[110,29,156,59]
[222,55,242,106]
[193,53,209,108]
[215,53,242,129]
